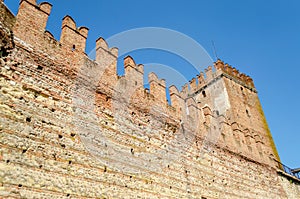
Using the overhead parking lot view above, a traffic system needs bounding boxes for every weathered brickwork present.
[0,1,299,198]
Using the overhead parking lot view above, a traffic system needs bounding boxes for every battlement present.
[1,2,297,198]
[180,64,222,96]
[60,15,89,52]
[95,37,118,77]
[2,0,278,168]
[183,60,256,97]
[4,0,263,136]
[148,72,167,106]
[214,59,255,89]
[14,0,52,42]
[124,55,144,75]
[0,0,15,30]
[10,0,256,99]
[13,0,89,54]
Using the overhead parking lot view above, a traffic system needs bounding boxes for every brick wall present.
[0,1,299,198]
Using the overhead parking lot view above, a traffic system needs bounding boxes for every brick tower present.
[184,60,280,168]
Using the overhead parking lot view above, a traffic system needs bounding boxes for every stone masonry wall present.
[0,1,300,198]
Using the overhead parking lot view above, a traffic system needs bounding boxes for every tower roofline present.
[186,60,257,98]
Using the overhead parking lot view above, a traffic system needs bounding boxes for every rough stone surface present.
[0,1,300,198]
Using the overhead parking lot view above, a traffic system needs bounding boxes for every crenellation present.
[204,65,213,80]
[60,15,88,52]
[94,37,118,96]
[39,2,52,15]
[160,78,166,87]
[1,1,299,198]
[61,15,76,30]
[0,1,15,28]
[239,73,248,82]
[0,2,15,56]
[78,26,89,38]
[214,59,225,70]
[148,72,167,107]
[95,37,119,58]
[189,77,197,92]
[147,72,157,84]
[169,85,183,116]
[224,63,233,74]
[246,75,255,87]
[123,56,144,89]
[197,72,205,87]
[213,60,255,89]
[124,55,138,75]
[181,83,189,97]
[136,63,144,74]
[44,30,54,39]
[14,0,52,45]
[232,67,239,77]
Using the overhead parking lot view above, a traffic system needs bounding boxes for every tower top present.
[214,59,255,89]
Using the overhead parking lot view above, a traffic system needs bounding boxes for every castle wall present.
[0,1,15,56]
[278,175,300,198]
[0,1,299,198]
[0,0,15,30]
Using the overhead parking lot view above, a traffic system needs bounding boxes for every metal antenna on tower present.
[211,40,219,60]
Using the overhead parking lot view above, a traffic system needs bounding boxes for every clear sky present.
[4,0,300,168]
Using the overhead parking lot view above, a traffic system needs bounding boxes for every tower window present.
[72,45,76,51]
[246,109,250,117]
[202,90,206,98]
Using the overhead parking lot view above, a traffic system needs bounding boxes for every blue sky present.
[5,0,300,168]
